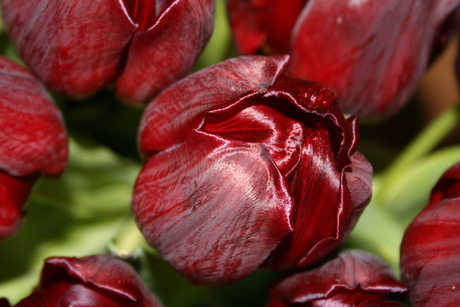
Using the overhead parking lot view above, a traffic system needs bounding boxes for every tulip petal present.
[115,0,215,104]
[269,250,407,306]
[15,282,72,307]
[0,56,67,177]
[289,0,460,117]
[132,130,294,285]
[0,171,36,240]
[59,284,125,307]
[202,104,306,177]
[226,0,270,54]
[1,0,136,99]
[227,0,306,54]
[42,255,161,306]
[138,55,290,156]
[263,125,342,270]
[401,162,460,306]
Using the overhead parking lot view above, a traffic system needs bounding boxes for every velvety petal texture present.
[133,55,372,285]
[1,0,215,104]
[400,162,460,307]
[227,0,460,118]
[0,56,68,240]
[268,249,408,307]
[11,255,162,307]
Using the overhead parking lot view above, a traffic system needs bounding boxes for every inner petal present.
[201,104,306,177]
[122,0,174,32]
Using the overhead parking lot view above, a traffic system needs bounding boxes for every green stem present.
[108,216,150,258]
[375,105,460,205]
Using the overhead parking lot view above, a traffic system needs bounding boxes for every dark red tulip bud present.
[227,0,460,118]
[7,255,162,307]
[1,0,215,104]
[0,56,68,240]
[268,249,408,307]
[400,162,460,306]
[132,55,372,285]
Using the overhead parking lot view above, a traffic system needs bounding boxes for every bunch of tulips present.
[1,0,460,306]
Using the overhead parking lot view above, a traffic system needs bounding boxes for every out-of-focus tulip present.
[132,55,372,285]
[0,56,68,240]
[267,249,408,307]
[400,162,460,306]
[2,255,162,307]
[227,0,460,118]
[1,0,215,105]
[227,0,307,55]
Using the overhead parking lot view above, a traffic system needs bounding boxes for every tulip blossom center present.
[202,101,307,177]
[122,0,173,32]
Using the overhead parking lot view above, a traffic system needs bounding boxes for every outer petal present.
[138,55,290,156]
[269,250,408,306]
[58,284,126,307]
[132,130,294,285]
[0,171,36,240]
[115,0,215,104]
[0,56,67,177]
[400,162,460,306]
[289,0,460,117]
[15,282,72,307]
[40,255,162,307]
[1,0,136,99]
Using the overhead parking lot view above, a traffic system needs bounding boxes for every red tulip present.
[4,255,162,307]
[0,56,68,240]
[1,0,215,105]
[132,55,372,285]
[268,249,408,306]
[227,0,460,118]
[400,162,460,306]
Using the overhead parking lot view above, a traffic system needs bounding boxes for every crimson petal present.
[400,162,460,306]
[1,0,136,99]
[132,130,294,285]
[138,55,290,156]
[269,249,408,306]
[59,284,125,307]
[0,56,67,177]
[41,255,158,305]
[115,0,215,103]
[0,171,36,240]
[289,0,460,117]
[202,104,305,177]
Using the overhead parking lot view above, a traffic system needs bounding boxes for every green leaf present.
[347,198,405,273]
[378,146,460,226]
